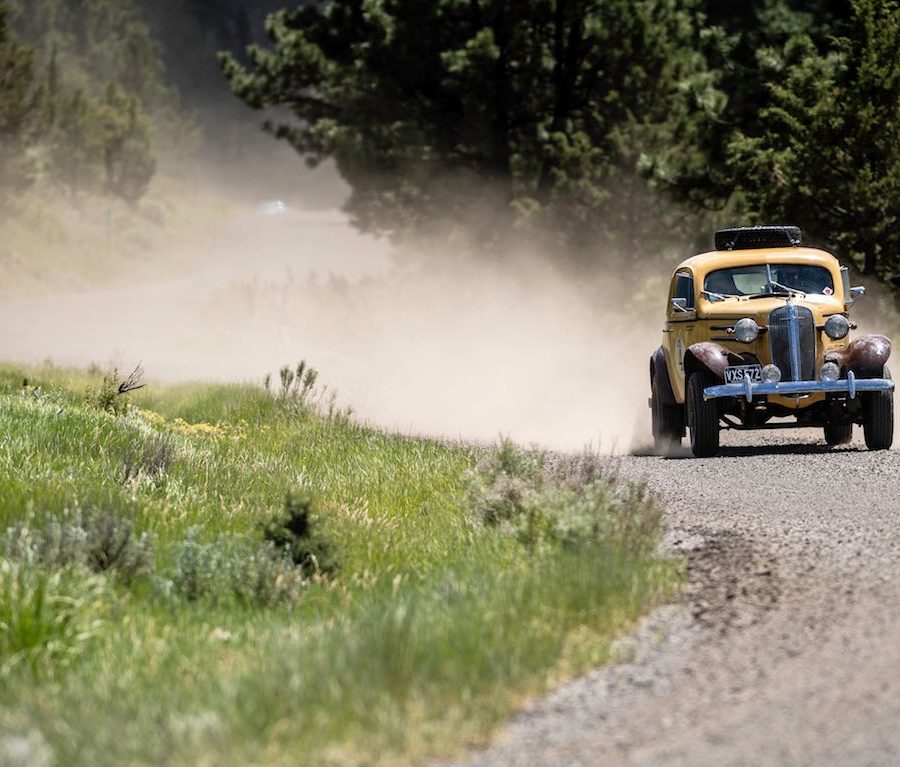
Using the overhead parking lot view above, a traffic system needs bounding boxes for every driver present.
[705,269,740,298]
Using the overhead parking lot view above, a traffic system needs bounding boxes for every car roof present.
[676,247,839,276]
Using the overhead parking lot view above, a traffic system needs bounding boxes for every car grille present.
[768,304,815,381]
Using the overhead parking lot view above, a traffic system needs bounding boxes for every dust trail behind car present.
[0,200,664,452]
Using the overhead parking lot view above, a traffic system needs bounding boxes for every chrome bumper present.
[704,371,895,402]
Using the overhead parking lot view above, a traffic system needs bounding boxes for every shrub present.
[464,440,547,528]
[0,561,106,676]
[265,360,354,423]
[169,529,304,607]
[3,508,153,583]
[465,440,661,552]
[86,365,145,415]
[121,433,176,484]
[277,360,318,404]
[0,728,54,767]
[262,490,340,576]
[169,528,218,603]
[77,509,153,580]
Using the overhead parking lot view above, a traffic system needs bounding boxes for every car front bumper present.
[703,371,895,402]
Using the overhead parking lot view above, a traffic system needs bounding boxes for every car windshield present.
[704,264,834,300]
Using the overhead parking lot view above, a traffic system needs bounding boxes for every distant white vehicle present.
[259,199,288,215]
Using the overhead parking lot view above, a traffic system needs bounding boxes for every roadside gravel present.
[453,428,900,767]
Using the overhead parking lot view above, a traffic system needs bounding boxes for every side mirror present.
[850,286,866,301]
[671,297,689,313]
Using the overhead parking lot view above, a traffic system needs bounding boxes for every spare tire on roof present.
[715,226,802,251]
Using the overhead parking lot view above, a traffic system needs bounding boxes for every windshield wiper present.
[768,279,805,297]
[745,279,806,300]
[746,289,790,299]
[701,289,741,301]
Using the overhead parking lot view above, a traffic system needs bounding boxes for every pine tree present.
[7,0,163,202]
[8,0,174,115]
[644,0,853,215]
[0,3,38,199]
[222,0,714,255]
[727,0,900,281]
[49,88,100,199]
[96,83,156,203]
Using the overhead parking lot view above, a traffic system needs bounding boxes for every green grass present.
[0,364,678,766]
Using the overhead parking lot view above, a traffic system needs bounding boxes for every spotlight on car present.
[733,318,760,343]
[761,364,782,384]
[820,361,841,382]
[824,314,851,340]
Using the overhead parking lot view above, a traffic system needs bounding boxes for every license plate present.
[724,364,762,384]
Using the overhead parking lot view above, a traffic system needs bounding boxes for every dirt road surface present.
[456,428,900,767]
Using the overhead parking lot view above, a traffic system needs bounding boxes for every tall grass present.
[0,561,106,678]
[0,363,678,766]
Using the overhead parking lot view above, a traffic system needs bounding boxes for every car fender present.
[825,334,892,379]
[684,341,746,383]
[650,347,677,406]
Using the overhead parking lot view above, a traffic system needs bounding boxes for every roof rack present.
[714,226,802,251]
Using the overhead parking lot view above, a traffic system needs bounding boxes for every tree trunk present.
[490,0,513,193]
[536,0,582,201]
[864,247,878,275]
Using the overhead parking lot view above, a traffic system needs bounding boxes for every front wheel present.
[863,366,893,451]
[687,371,720,457]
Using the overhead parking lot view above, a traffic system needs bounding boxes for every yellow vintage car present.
[650,226,894,456]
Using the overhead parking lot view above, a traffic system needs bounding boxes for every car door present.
[665,270,697,403]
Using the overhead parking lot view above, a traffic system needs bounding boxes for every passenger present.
[801,269,833,295]
[777,266,807,292]
[778,266,832,294]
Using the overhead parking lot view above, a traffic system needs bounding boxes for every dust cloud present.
[0,196,666,453]
[845,276,900,438]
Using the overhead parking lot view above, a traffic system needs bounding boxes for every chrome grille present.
[768,304,815,381]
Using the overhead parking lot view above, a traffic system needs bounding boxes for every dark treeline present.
[223,0,900,283]
[3,1,900,284]
[0,0,163,203]
[0,0,285,205]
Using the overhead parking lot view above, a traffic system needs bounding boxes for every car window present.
[674,272,695,310]
[704,264,834,299]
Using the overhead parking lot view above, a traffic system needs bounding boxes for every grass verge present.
[0,363,678,766]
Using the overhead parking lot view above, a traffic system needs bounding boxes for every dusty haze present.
[0,190,666,453]
[4,182,898,452]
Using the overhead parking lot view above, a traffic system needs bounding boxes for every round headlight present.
[733,318,760,343]
[820,361,841,382]
[824,314,850,340]
[761,364,782,383]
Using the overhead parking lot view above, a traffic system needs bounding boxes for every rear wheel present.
[687,370,720,457]
[651,374,683,452]
[824,422,853,446]
[863,366,893,451]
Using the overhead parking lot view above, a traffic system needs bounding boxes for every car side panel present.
[666,324,691,403]
[664,269,697,404]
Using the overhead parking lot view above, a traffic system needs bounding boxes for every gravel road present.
[455,427,900,767]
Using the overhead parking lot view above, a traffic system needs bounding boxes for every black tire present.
[651,373,683,452]
[824,422,853,446]
[687,370,720,457]
[863,366,893,451]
